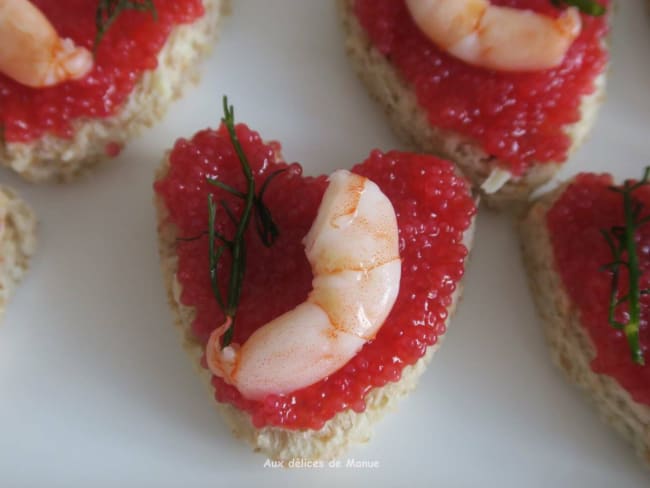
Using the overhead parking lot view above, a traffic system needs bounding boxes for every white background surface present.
[0,1,649,486]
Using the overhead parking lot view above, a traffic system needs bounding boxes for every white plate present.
[1,1,649,486]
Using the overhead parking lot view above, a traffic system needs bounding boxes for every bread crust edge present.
[0,187,36,319]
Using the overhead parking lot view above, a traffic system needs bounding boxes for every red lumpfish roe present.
[154,124,476,430]
[0,0,204,143]
[354,0,609,176]
[547,174,650,405]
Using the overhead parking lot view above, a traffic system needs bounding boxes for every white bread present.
[0,187,36,319]
[519,185,650,466]
[155,152,476,461]
[338,0,606,210]
[0,0,227,183]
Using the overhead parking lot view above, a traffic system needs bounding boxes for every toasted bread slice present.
[520,186,650,466]
[0,187,36,319]
[155,152,476,461]
[0,0,227,183]
[338,0,606,210]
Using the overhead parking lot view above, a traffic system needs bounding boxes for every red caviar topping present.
[354,0,609,176]
[0,0,204,143]
[547,174,650,405]
[105,142,123,158]
[154,124,476,429]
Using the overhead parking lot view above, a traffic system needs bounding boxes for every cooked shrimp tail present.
[206,317,237,380]
[0,0,93,88]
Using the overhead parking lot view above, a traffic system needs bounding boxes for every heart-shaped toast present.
[0,0,225,183]
[0,187,36,321]
[338,0,609,207]
[520,172,650,465]
[154,111,477,461]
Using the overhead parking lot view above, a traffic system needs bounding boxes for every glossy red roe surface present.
[547,174,650,405]
[154,124,476,430]
[354,0,609,176]
[0,0,203,143]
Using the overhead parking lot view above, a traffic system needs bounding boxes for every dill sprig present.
[202,96,283,347]
[94,0,158,52]
[600,167,650,366]
[551,0,607,16]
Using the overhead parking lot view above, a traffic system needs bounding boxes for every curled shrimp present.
[405,0,582,72]
[207,170,401,400]
[0,0,93,88]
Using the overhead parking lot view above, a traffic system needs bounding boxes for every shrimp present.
[405,0,582,72]
[0,0,93,88]
[207,170,402,400]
